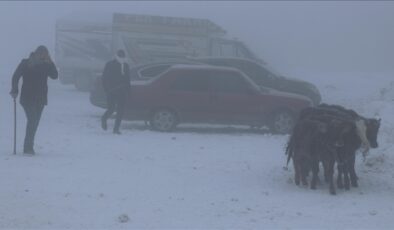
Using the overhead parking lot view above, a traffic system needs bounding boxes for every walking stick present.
[13,98,16,155]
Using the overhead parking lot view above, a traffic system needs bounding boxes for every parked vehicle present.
[55,20,112,90]
[90,64,312,134]
[124,57,322,105]
[187,57,322,105]
[128,60,202,81]
[56,13,260,91]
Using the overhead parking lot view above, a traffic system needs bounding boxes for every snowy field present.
[0,71,394,229]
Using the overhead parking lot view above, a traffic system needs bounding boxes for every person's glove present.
[10,90,18,99]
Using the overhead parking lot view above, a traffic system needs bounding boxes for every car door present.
[208,70,261,124]
[165,70,213,122]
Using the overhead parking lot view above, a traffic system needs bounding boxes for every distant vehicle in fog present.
[90,64,312,134]
[187,57,322,105]
[55,13,260,91]
[125,57,322,105]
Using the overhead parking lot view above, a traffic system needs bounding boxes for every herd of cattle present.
[285,103,381,195]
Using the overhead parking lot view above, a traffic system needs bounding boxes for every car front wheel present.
[270,110,294,134]
[150,109,177,131]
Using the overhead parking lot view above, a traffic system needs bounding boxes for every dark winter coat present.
[11,58,58,106]
[102,59,131,95]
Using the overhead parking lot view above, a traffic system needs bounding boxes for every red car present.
[90,64,312,134]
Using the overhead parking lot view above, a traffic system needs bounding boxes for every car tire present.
[150,109,177,131]
[269,110,294,134]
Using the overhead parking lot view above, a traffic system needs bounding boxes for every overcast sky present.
[1,1,393,77]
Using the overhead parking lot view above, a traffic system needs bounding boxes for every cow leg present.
[328,160,336,195]
[301,160,309,186]
[310,160,319,190]
[344,163,351,190]
[350,173,359,187]
[337,163,344,189]
[316,162,322,185]
[348,153,358,187]
[294,159,300,186]
[323,161,329,183]
[350,170,358,187]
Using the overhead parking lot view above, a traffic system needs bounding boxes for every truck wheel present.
[150,109,177,131]
[270,110,294,134]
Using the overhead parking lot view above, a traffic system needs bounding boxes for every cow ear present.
[318,123,327,133]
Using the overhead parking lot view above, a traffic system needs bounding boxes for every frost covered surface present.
[0,72,394,229]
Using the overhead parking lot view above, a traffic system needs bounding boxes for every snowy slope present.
[0,71,393,229]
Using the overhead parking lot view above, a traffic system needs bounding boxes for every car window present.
[235,43,255,59]
[210,71,250,93]
[170,72,210,92]
[138,65,171,79]
[240,62,274,85]
[196,59,271,85]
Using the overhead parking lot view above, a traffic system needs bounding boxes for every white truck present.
[55,13,260,90]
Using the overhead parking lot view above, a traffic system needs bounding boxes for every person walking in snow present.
[10,46,58,154]
[101,49,131,135]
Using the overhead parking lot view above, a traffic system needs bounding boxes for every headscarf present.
[115,55,127,75]
[28,45,50,67]
[115,49,127,75]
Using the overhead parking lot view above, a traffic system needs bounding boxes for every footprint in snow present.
[118,214,130,223]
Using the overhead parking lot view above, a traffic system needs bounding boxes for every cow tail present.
[285,135,294,167]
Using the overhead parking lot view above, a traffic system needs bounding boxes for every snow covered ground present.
[0,71,394,229]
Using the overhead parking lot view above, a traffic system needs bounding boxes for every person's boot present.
[101,117,107,131]
[23,147,35,155]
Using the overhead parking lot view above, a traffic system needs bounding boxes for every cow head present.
[365,118,381,148]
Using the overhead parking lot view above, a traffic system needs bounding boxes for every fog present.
[1,1,394,77]
[2,2,394,228]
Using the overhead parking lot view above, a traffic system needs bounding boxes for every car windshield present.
[261,62,281,78]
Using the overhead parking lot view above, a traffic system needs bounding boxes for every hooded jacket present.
[11,55,58,106]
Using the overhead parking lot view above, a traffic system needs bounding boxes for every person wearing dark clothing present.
[10,46,58,154]
[101,49,131,134]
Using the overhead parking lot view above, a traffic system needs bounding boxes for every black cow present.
[286,114,354,194]
[287,104,381,194]
[336,117,381,189]
[317,104,381,190]
[286,118,326,187]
